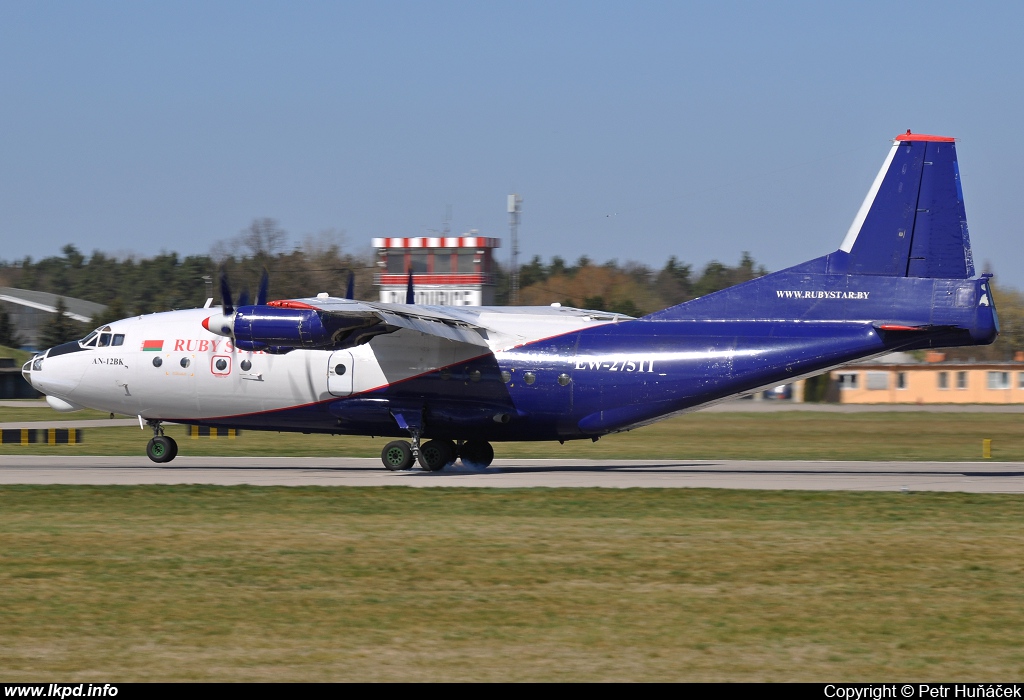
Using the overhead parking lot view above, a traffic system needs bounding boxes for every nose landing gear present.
[145,421,178,463]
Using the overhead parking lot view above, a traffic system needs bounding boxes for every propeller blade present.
[345,271,355,300]
[238,288,250,307]
[219,269,234,316]
[405,268,415,304]
[256,268,269,306]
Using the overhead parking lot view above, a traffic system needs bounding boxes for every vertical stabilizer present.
[835,131,974,278]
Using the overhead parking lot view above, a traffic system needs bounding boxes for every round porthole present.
[501,370,511,383]
[180,358,190,369]
[240,360,252,371]
[152,357,163,368]
[335,364,346,375]
[440,368,451,381]
[215,359,228,371]
[523,371,536,385]
[469,370,482,382]
[558,373,571,386]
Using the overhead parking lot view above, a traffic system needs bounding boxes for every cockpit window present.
[81,331,98,347]
[112,334,124,346]
[98,333,112,347]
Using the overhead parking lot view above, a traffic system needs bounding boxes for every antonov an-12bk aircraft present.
[24,132,998,469]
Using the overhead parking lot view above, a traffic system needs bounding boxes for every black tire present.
[418,439,456,472]
[147,436,175,464]
[165,436,179,462]
[381,440,414,470]
[460,440,494,468]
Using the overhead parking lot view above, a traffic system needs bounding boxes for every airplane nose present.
[26,346,85,397]
[22,354,43,390]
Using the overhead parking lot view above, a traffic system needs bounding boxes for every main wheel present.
[146,435,177,464]
[418,439,456,472]
[381,440,414,470]
[459,440,494,468]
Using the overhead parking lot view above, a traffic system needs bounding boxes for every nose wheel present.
[146,435,178,463]
[145,420,178,463]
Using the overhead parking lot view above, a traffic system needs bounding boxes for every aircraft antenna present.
[507,194,522,304]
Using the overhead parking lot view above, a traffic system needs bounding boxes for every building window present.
[987,371,1010,390]
[866,372,888,390]
[386,254,405,274]
[432,250,453,274]
[956,371,968,389]
[937,371,949,389]
[457,253,476,273]
[1018,372,1024,390]
[837,372,858,389]
[896,372,907,389]
[409,253,428,273]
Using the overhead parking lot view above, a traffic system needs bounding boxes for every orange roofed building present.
[829,351,1024,404]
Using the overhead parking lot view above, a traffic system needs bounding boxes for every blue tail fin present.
[833,131,974,278]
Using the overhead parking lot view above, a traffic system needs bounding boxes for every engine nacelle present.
[232,306,331,348]
[204,301,385,350]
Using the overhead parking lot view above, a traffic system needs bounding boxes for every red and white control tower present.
[372,233,501,306]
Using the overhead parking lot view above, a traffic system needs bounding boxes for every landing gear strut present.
[146,421,178,463]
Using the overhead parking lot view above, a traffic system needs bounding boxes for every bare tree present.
[240,218,288,259]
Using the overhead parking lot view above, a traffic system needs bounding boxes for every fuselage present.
[23,266,999,443]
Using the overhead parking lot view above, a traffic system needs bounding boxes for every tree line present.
[2,217,1023,360]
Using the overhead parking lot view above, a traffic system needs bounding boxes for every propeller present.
[406,268,415,304]
[219,269,234,316]
[345,271,355,300]
[237,288,250,307]
[257,268,269,306]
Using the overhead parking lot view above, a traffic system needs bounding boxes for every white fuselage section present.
[28,305,625,421]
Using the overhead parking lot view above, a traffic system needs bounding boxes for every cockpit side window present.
[112,334,124,346]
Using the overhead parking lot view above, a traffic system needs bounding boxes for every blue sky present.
[2,1,1023,289]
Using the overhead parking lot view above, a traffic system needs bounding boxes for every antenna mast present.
[507,194,522,304]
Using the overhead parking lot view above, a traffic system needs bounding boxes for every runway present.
[1,455,1023,492]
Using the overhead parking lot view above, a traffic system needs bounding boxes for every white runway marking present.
[1,456,1023,493]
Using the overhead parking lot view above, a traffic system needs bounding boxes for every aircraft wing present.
[283,297,493,347]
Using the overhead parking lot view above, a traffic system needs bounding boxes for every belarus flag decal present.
[142,340,164,352]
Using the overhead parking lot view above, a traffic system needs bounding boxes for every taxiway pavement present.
[1,455,1022,493]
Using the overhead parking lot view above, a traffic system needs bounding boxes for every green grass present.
[0,405,113,422]
[1,486,1022,681]
[2,411,1023,461]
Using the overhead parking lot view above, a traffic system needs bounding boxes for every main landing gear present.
[379,438,494,471]
[145,420,178,464]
